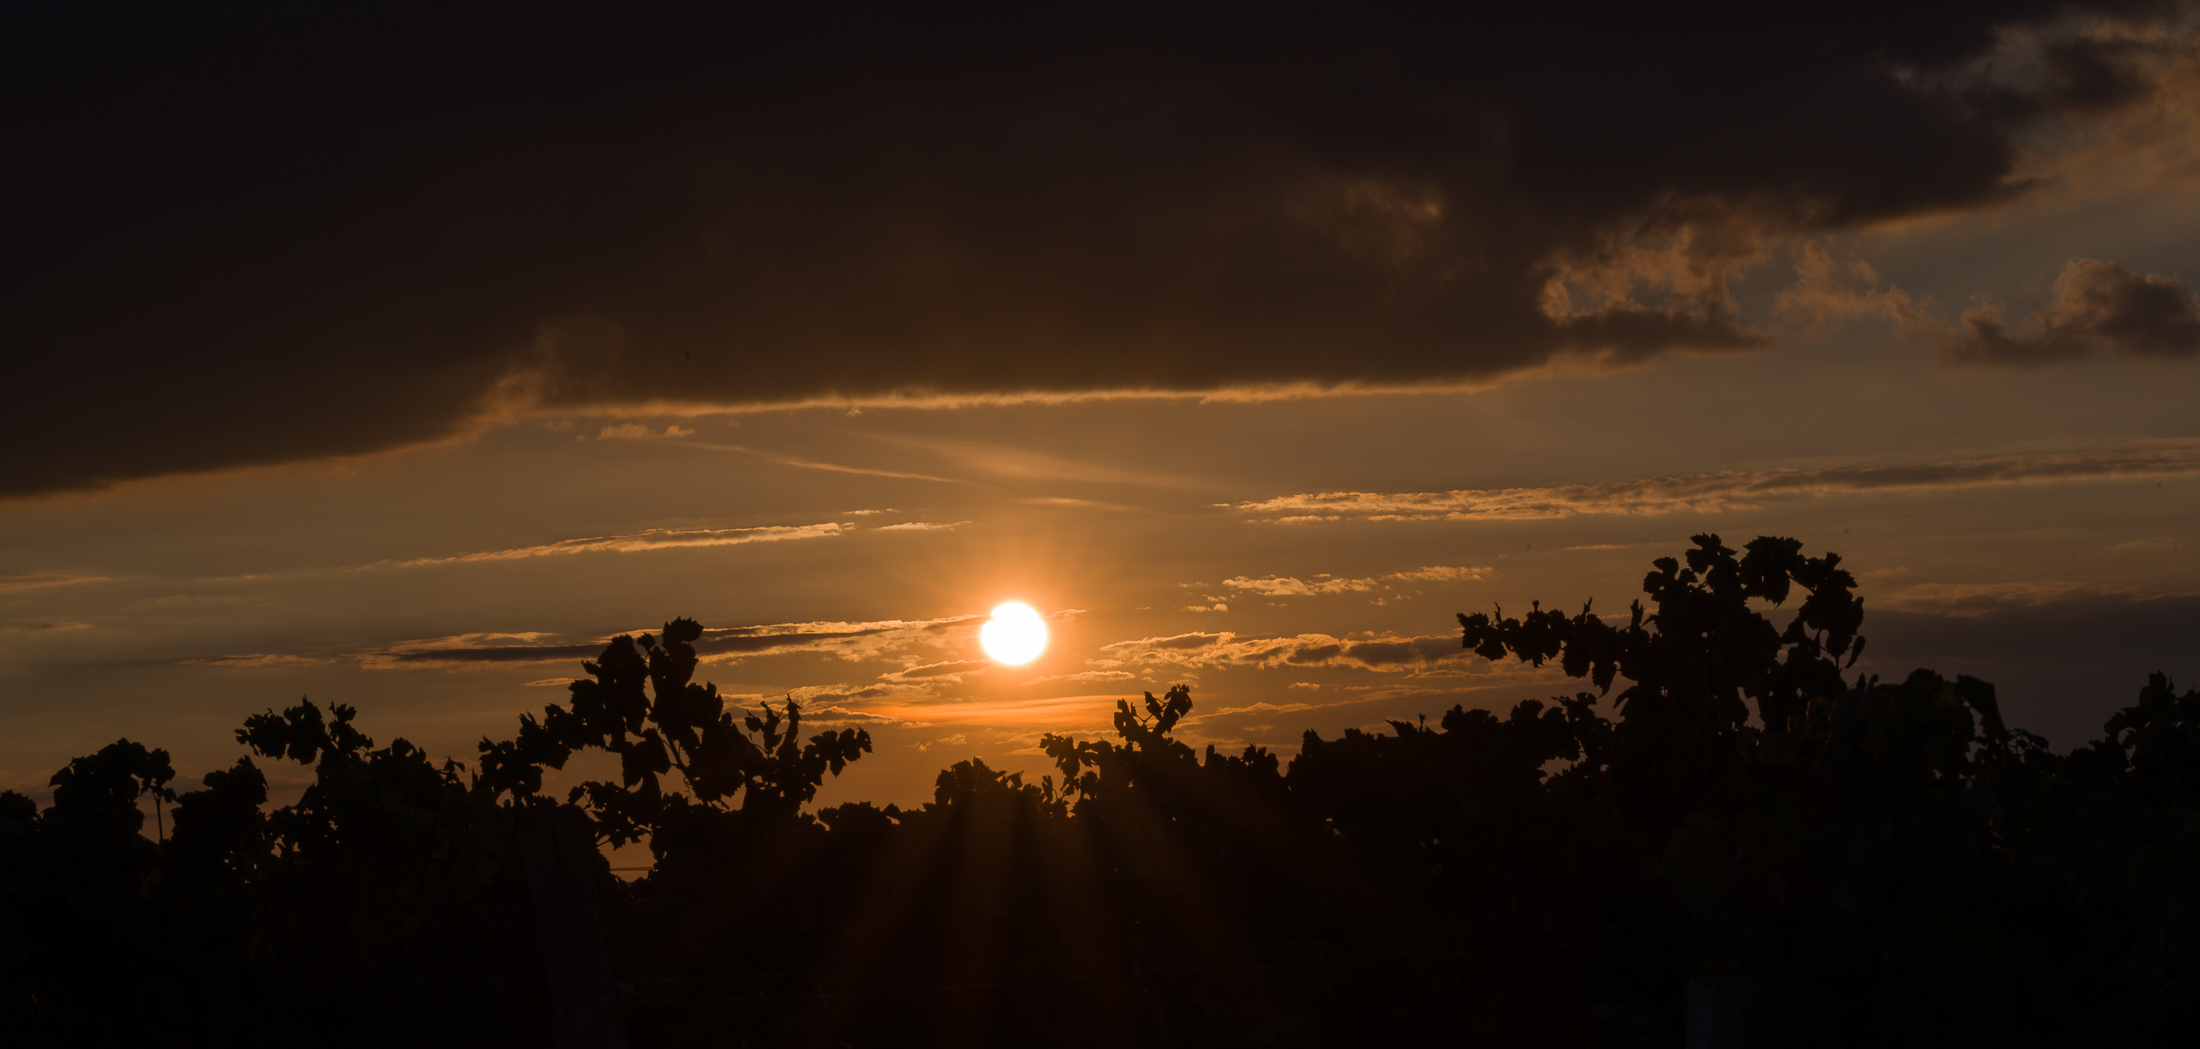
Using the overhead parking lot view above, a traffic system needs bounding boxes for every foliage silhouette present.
[1,536,2194,1047]
[477,617,873,848]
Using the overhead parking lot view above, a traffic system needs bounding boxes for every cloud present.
[391,523,844,567]
[875,521,969,532]
[683,443,964,483]
[1999,20,2200,196]
[0,574,104,591]
[1233,440,2200,521]
[1220,565,1488,596]
[178,653,331,668]
[351,615,982,670]
[697,617,980,665]
[589,423,695,440]
[353,631,596,669]
[1950,260,2200,364]
[800,705,923,727]
[1202,690,1477,718]
[883,659,991,682]
[1097,631,1473,673]
[1222,576,1380,597]
[1208,701,1327,717]
[1391,565,1489,583]
[1020,496,1138,511]
[1876,581,2162,617]
[0,621,91,634]
[874,434,1209,490]
[1024,670,1137,685]
[9,5,2195,495]
[838,694,1135,730]
[1782,246,2200,364]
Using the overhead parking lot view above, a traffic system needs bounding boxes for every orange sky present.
[4,5,2199,818]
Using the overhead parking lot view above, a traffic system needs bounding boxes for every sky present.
[5,2,2199,823]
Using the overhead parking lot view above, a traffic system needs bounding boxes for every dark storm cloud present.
[5,1,2188,495]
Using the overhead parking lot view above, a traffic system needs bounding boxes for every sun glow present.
[979,601,1049,665]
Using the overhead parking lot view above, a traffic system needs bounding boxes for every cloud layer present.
[1234,440,2200,521]
[6,3,2195,494]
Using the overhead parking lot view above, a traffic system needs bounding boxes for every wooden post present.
[518,805,626,1049]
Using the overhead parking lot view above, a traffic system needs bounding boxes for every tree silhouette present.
[477,617,873,848]
[1459,533,1866,826]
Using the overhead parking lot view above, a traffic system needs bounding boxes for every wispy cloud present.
[174,609,994,675]
[873,434,1208,490]
[1096,631,1478,673]
[843,694,1134,730]
[0,621,92,633]
[882,659,991,682]
[393,523,845,567]
[1878,581,2159,617]
[1232,442,2200,522]
[347,615,983,671]
[1024,669,1137,685]
[0,573,105,591]
[876,520,970,532]
[178,653,331,668]
[1207,685,1521,719]
[588,423,695,440]
[699,617,980,665]
[801,705,927,727]
[1020,496,1138,511]
[680,441,964,483]
[1208,700,1328,716]
[1221,564,1488,596]
[350,631,591,669]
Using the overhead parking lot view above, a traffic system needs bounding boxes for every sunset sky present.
[5,3,2198,818]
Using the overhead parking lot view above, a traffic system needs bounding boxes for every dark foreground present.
[4,536,2195,1047]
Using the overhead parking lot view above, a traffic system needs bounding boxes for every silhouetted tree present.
[477,617,872,848]
[3,539,2195,1047]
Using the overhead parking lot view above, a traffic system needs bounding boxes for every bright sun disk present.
[979,601,1049,665]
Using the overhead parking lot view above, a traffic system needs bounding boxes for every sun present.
[979,601,1049,665]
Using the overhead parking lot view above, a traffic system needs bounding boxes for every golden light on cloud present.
[978,601,1049,665]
